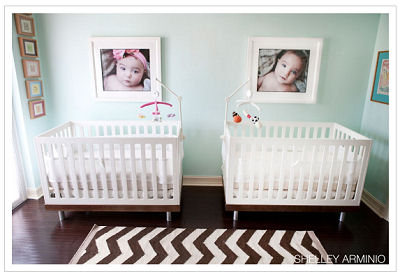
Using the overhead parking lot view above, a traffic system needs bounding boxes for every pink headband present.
[113,49,147,71]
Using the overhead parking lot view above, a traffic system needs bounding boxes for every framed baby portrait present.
[370,51,389,105]
[25,80,43,99]
[14,14,35,36]
[247,37,323,103]
[28,99,46,119]
[89,37,161,102]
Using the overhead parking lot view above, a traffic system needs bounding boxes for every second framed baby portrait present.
[89,37,161,102]
[247,37,323,103]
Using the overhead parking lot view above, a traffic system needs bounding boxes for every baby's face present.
[116,56,145,87]
[274,52,303,85]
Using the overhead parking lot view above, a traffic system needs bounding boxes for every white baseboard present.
[362,189,388,221]
[26,186,43,199]
[183,176,223,187]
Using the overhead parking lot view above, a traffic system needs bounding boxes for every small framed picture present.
[14,14,35,36]
[370,51,389,105]
[22,59,41,78]
[89,37,162,102]
[247,37,323,104]
[28,99,46,119]
[25,80,43,99]
[18,37,38,58]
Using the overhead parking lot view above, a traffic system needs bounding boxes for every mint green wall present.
[33,13,380,177]
[14,14,382,189]
[12,14,53,189]
[360,14,389,204]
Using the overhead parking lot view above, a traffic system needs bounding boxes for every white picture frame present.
[247,37,323,104]
[89,37,162,102]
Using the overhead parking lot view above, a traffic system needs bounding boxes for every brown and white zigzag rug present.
[70,225,331,264]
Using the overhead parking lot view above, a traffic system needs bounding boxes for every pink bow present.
[112,49,147,71]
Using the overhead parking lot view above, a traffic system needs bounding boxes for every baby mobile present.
[232,91,262,128]
[138,94,176,122]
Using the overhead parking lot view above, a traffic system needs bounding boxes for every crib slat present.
[277,144,286,200]
[316,145,327,200]
[305,127,310,139]
[238,143,245,200]
[151,143,158,199]
[289,126,295,139]
[258,143,266,200]
[248,143,256,200]
[267,144,275,200]
[287,144,295,200]
[99,143,108,199]
[321,127,327,139]
[140,143,148,199]
[77,143,89,199]
[46,143,61,199]
[88,143,99,199]
[326,145,339,200]
[161,143,168,200]
[119,143,128,200]
[345,145,360,200]
[129,144,138,199]
[66,143,79,199]
[335,144,349,200]
[56,142,70,199]
[109,144,118,199]
[306,145,317,200]
[296,145,307,200]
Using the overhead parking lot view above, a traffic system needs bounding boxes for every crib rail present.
[35,123,183,206]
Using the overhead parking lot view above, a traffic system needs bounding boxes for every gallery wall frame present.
[14,14,35,36]
[370,50,389,105]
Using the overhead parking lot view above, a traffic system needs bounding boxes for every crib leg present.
[58,211,65,222]
[166,212,172,222]
[233,211,239,221]
[339,212,346,222]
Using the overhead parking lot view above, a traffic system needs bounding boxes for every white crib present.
[221,84,372,221]
[222,121,372,220]
[35,120,184,221]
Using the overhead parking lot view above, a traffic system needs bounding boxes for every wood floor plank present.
[12,186,389,264]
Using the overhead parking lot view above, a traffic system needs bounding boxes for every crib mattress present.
[44,144,181,184]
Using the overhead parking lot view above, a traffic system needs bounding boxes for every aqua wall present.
[14,13,383,192]
[360,14,389,204]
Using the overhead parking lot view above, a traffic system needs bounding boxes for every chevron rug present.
[69,225,331,264]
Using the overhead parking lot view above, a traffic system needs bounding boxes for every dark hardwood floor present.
[12,186,389,264]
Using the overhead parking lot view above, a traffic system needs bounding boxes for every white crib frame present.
[35,120,184,219]
[221,82,372,220]
[35,79,184,221]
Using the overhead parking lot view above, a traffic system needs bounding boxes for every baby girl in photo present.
[257,50,308,92]
[103,49,151,91]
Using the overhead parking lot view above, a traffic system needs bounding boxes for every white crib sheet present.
[44,144,180,184]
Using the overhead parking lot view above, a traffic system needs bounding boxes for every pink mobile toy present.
[140,100,173,121]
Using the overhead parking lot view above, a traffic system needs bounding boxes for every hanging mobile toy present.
[243,110,262,128]
[232,111,242,123]
[140,99,173,122]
